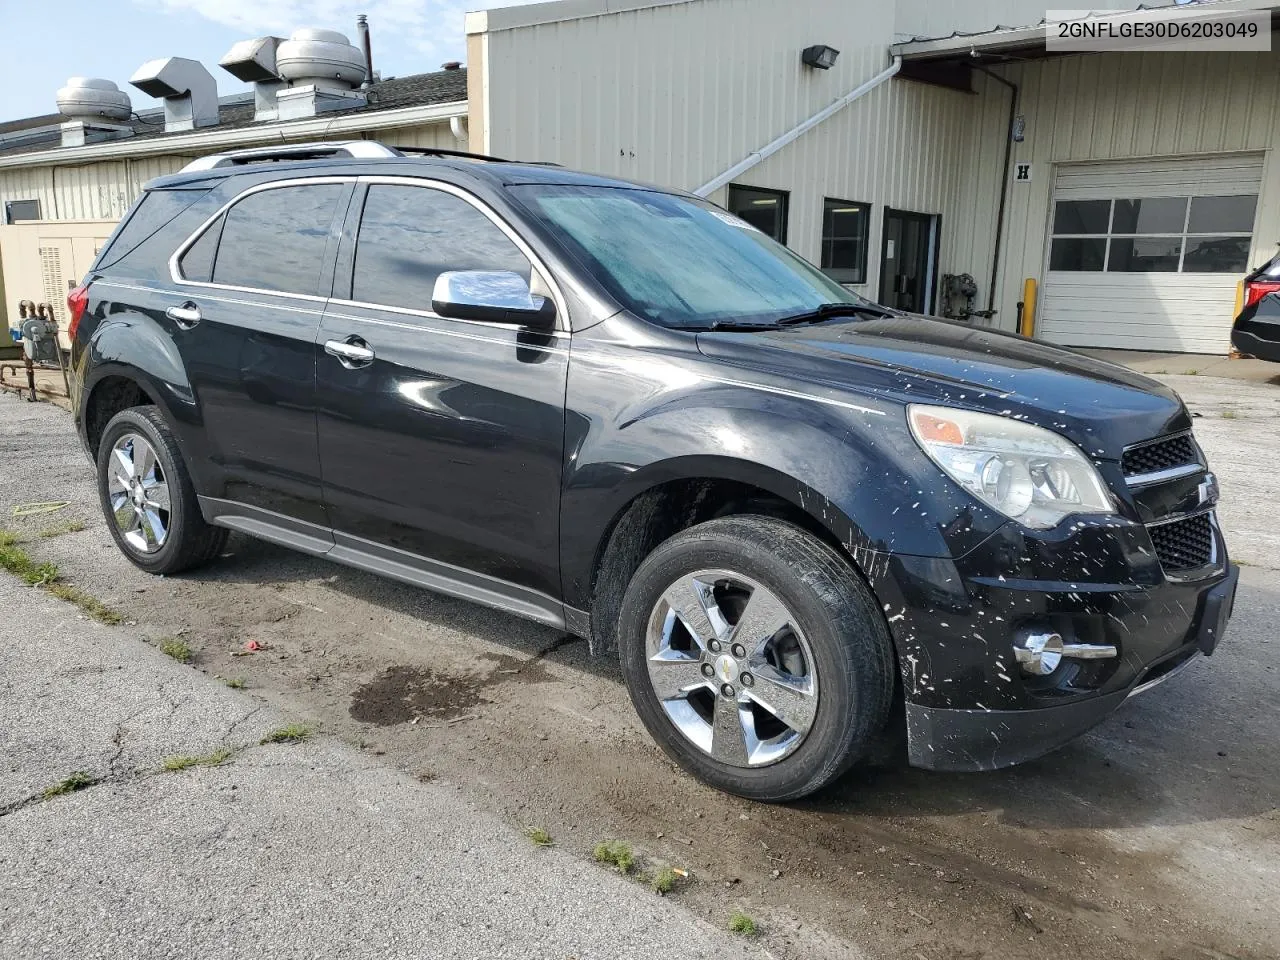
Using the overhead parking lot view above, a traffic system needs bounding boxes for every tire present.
[96,405,227,575]
[617,515,894,802]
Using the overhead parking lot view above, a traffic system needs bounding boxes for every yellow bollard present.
[1019,278,1037,338]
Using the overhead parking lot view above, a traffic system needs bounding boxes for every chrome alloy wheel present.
[107,433,171,554]
[645,570,819,768]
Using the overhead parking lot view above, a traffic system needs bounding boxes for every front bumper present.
[868,515,1237,772]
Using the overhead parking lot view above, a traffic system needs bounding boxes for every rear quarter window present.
[94,187,211,271]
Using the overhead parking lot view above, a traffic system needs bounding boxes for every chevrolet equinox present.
[68,142,1237,801]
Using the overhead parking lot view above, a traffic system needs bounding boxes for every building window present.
[727,185,788,244]
[820,198,869,284]
[1049,194,1257,274]
[5,199,41,223]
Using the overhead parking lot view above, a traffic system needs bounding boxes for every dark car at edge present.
[65,142,1237,801]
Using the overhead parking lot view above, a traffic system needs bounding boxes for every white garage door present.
[1040,155,1262,354]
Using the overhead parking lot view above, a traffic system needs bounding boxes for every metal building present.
[3,2,1278,355]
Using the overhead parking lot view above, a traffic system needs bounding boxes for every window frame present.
[819,197,870,285]
[4,199,42,223]
[1047,193,1257,275]
[726,184,789,245]
[328,176,568,332]
[169,177,354,301]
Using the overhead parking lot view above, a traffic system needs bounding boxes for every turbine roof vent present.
[55,77,132,123]
[276,28,366,89]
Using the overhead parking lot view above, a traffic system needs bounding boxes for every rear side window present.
[205,184,346,295]
[351,184,530,312]
[95,187,211,270]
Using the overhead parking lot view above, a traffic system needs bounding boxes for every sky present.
[0,0,539,124]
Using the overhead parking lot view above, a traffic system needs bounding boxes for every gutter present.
[0,100,468,170]
[693,54,902,198]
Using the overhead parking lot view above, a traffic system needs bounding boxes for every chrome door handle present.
[324,338,375,368]
[165,302,201,329]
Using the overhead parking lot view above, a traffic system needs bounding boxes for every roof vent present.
[129,57,220,132]
[55,77,134,147]
[441,61,462,71]
[274,28,367,120]
[219,37,286,122]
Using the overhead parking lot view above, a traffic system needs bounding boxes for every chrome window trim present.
[94,279,323,317]
[323,310,569,356]
[344,175,571,332]
[167,176,357,302]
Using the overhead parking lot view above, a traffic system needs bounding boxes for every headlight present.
[907,404,1114,529]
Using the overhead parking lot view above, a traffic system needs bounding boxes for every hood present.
[695,314,1189,461]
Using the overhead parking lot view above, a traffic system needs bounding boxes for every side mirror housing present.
[431,270,556,328]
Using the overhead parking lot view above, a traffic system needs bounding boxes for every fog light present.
[1014,632,1063,676]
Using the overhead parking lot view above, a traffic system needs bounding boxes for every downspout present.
[693,54,902,199]
[971,64,1018,320]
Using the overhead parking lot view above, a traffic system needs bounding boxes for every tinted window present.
[820,198,869,284]
[1183,236,1251,273]
[211,184,345,295]
[1053,200,1110,234]
[1111,197,1186,234]
[178,215,222,282]
[1188,195,1257,234]
[727,185,788,243]
[352,185,530,312]
[97,187,210,269]
[5,199,41,223]
[1108,237,1182,272]
[1050,237,1106,271]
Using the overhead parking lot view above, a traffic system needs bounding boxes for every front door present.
[316,179,568,605]
[878,209,937,313]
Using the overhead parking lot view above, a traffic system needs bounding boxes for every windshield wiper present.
[775,302,895,326]
[702,319,784,332]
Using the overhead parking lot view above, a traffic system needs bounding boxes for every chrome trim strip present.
[325,297,571,337]
[94,279,323,316]
[1146,505,1215,528]
[1128,651,1201,698]
[1125,462,1204,488]
[322,311,569,356]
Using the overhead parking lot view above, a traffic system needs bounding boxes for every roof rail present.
[388,145,509,163]
[180,140,400,172]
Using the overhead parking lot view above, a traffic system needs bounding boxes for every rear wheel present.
[96,406,227,575]
[617,515,894,802]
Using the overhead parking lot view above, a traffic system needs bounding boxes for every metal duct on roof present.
[220,37,287,122]
[129,57,219,132]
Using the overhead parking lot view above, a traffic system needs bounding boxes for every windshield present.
[511,183,869,330]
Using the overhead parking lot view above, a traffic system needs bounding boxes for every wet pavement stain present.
[349,653,555,726]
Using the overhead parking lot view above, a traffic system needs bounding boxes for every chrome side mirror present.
[431,270,556,327]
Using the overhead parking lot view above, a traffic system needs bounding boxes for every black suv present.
[68,142,1237,801]
[1231,251,1280,361]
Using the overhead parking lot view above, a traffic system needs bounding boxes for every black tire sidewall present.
[617,516,892,802]
[96,407,198,574]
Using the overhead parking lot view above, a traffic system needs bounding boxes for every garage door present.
[1039,155,1262,354]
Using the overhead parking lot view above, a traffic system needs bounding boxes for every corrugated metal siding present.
[0,155,194,222]
[363,121,464,152]
[984,47,1280,334]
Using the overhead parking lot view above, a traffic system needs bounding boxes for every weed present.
[593,839,635,874]
[38,520,87,539]
[219,676,247,689]
[527,827,554,847]
[47,583,123,625]
[650,866,678,894]
[1222,409,1238,419]
[0,533,60,586]
[42,771,98,799]
[728,911,758,936]
[158,637,193,663]
[161,748,233,772]
[261,723,311,745]
[1183,369,1199,376]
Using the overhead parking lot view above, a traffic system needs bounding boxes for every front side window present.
[351,184,530,312]
[1049,194,1257,274]
[821,198,869,284]
[512,183,868,330]
[726,185,788,244]
[207,184,346,295]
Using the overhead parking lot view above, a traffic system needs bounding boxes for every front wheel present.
[617,515,894,802]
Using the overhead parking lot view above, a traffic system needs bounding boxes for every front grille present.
[1122,434,1198,478]
[1148,513,1214,571]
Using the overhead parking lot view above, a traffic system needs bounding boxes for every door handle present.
[324,337,375,368]
[165,302,202,329]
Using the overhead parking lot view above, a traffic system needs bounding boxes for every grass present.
[650,866,678,894]
[42,771,98,799]
[260,723,311,745]
[47,583,124,625]
[219,676,247,690]
[728,911,758,937]
[593,839,635,874]
[1183,369,1200,376]
[161,748,233,772]
[158,637,193,663]
[1222,409,1238,419]
[38,519,86,539]
[526,826,554,847]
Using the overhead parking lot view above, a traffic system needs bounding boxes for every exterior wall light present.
[801,45,840,70]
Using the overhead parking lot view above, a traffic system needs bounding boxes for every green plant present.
[42,771,98,799]
[47,583,123,625]
[728,911,758,936]
[0,533,60,586]
[1183,369,1199,376]
[158,637,193,663]
[650,866,678,894]
[1222,409,1238,419]
[161,748,233,772]
[38,520,87,539]
[219,676,247,689]
[593,839,635,873]
[527,827,554,847]
[261,723,311,745]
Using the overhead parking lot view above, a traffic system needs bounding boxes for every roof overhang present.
[0,99,467,170]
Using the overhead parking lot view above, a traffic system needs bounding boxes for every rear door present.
[316,178,569,612]
[169,178,352,530]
